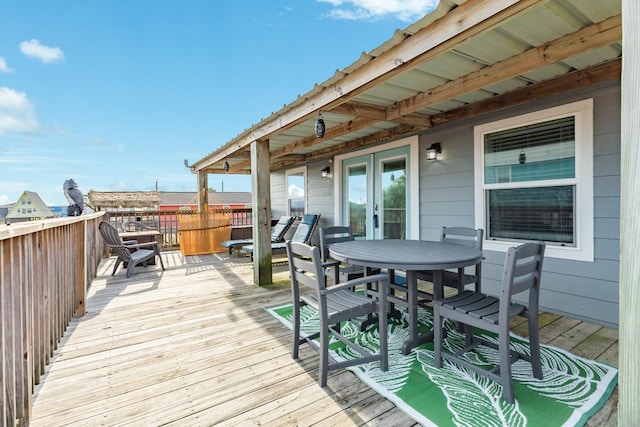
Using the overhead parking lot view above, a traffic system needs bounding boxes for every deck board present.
[30,251,618,426]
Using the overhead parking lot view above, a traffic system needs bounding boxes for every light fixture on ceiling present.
[321,166,331,178]
[223,160,230,172]
[315,112,326,138]
[426,142,442,160]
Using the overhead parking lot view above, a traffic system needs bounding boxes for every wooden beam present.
[304,124,424,162]
[388,14,622,119]
[269,155,306,171]
[231,117,381,171]
[431,58,621,125]
[193,0,547,171]
[332,101,431,126]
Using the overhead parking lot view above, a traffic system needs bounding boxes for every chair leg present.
[126,262,136,278]
[433,307,443,368]
[112,259,122,276]
[528,312,543,379]
[292,301,301,360]
[464,323,474,348]
[156,251,166,271]
[319,325,329,387]
[378,289,388,372]
[499,330,515,404]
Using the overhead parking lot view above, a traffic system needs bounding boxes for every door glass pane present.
[347,164,367,239]
[381,158,406,239]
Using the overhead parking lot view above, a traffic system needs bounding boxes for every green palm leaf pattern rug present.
[266,304,617,427]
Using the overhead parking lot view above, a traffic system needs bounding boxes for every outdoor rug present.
[266,303,618,427]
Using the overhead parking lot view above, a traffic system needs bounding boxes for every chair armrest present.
[321,273,389,295]
[124,242,159,250]
[322,259,340,268]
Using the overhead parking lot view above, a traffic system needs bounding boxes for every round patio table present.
[330,239,483,355]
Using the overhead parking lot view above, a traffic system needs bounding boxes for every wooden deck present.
[30,251,619,426]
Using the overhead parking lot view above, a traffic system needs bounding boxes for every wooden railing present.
[0,208,253,425]
[104,208,253,248]
[0,212,105,426]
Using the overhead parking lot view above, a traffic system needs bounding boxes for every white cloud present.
[0,194,10,205]
[288,184,304,197]
[19,39,65,63]
[319,0,438,22]
[0,57,12,73]
[0,87,40,135]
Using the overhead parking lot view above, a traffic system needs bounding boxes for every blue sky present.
[0,0,437,207]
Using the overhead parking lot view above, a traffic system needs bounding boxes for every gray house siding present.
[418,79,621,328]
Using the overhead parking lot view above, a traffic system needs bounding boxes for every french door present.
[339,141,417,240]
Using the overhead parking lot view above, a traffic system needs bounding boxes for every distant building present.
[158,191,252,211]
[87,191,162,211]
[86,190,251,212]
[0,204,11,224]
[6,191,54,224]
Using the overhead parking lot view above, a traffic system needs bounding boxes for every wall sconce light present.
[426,142,442,160]
[321,166,331,178]
[315,112,326,138]
[223,160,230,172]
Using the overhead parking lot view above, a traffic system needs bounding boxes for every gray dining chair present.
[433,241,546,404]
[285,240,390,387]
[319,225,366,284]
[416,226,484,297]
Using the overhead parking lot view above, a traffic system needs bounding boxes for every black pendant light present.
[223,160,230,172]
[519,149,526,165]
[315,112,325,138]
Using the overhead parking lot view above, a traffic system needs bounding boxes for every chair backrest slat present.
[287,241,325,292]
[99,221,132,262]
[441,226,483,249]
[501,242,545,298]
[319,225,354,262]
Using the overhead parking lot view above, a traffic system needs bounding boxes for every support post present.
[619,0,640,423]
[198,171,208,212]
[251,139,273,285]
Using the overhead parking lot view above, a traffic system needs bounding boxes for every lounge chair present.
[241,214,320,258]
[99,221,165,278]
[221,215,294,255]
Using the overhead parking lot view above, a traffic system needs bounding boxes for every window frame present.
[474,99,594,262]
[286,166,307,217]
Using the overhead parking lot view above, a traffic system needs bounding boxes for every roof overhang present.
[192,0,622,175]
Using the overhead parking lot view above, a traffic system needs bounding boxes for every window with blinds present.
[474,99,594,260]
[483,116,577,245]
